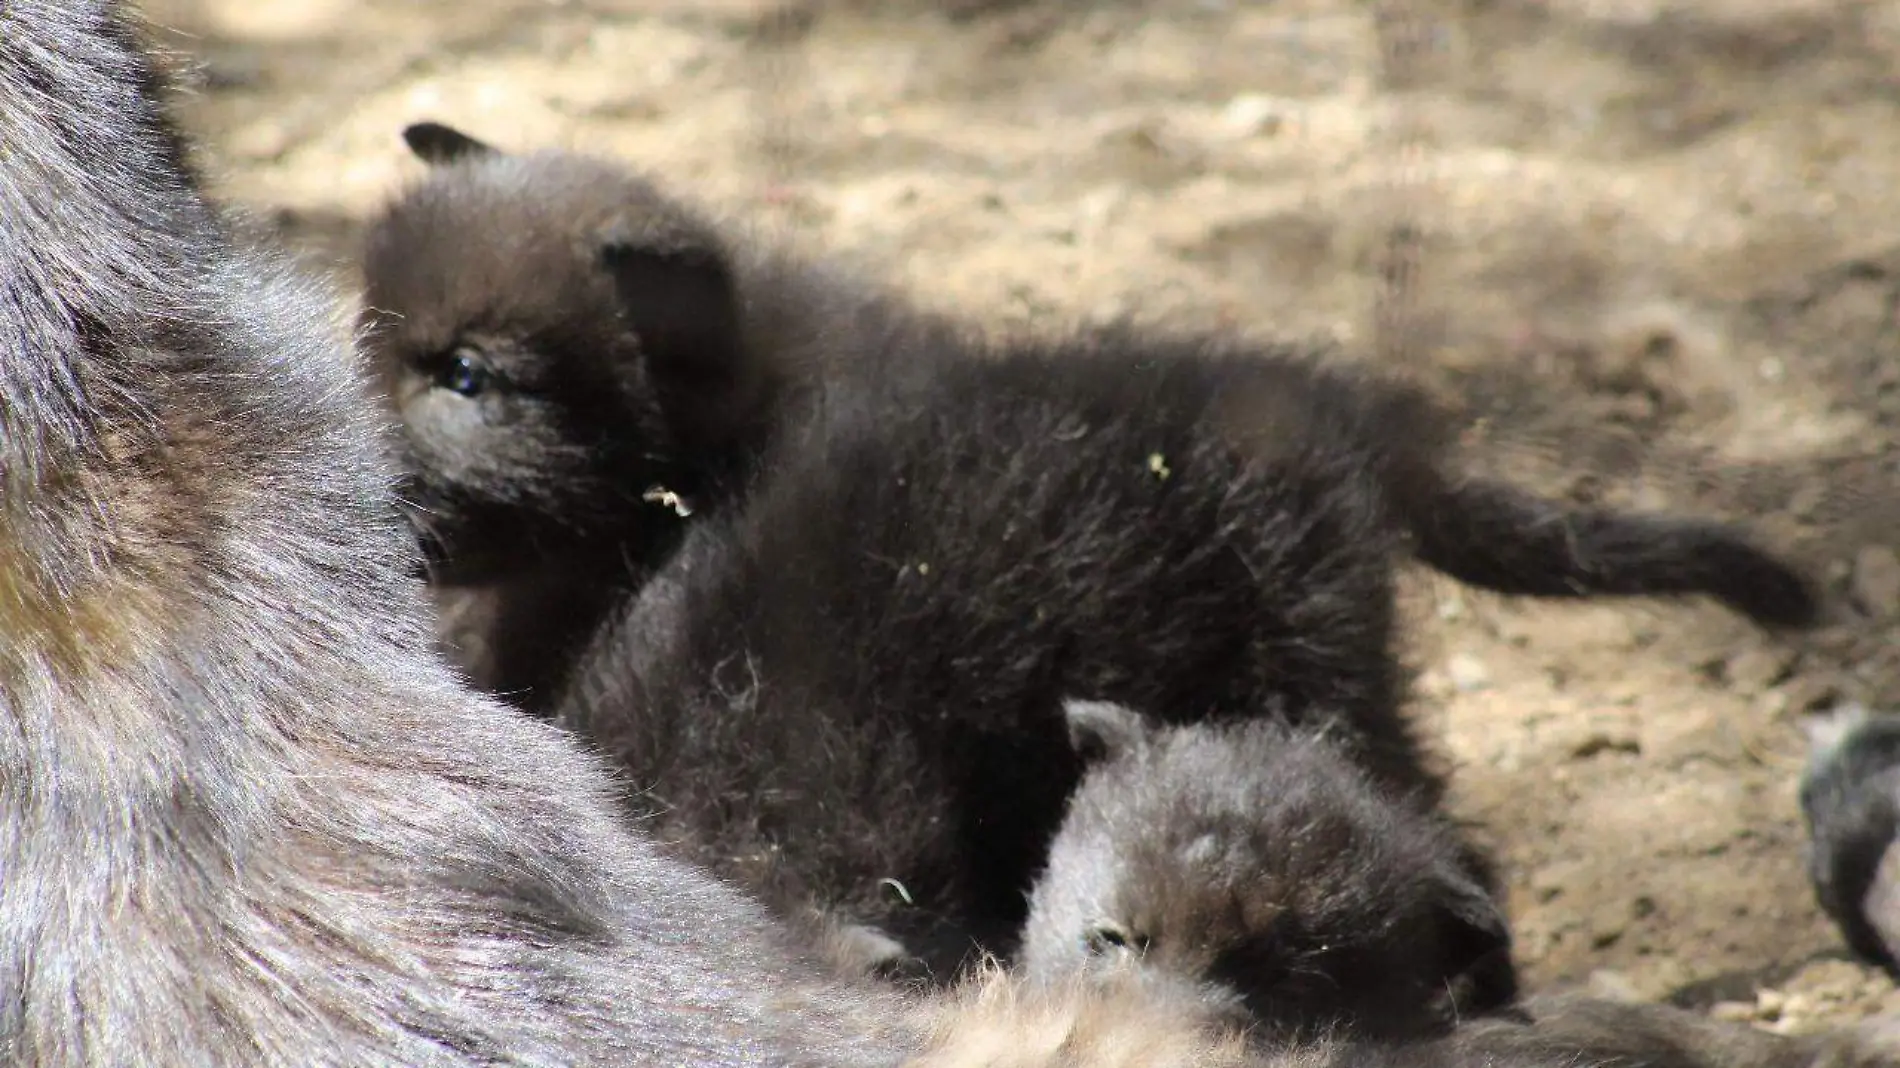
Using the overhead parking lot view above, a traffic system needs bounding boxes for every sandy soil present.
[143,0,1900,1035]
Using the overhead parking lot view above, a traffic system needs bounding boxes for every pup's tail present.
[1392,470,1821,629]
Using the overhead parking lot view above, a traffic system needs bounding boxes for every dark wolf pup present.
[1019,700,1900,1059]
[1800,702,1900,976]
[361,122,1818,710]
[362,122,953,707]
[558,327,1817,989]
[1019,699,1513,1042]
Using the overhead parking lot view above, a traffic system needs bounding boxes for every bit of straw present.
[642,485,695,517]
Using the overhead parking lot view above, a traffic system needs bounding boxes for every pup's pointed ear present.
[1428,858,1519,1018]
[599,236,755,446]
[1061,698,1151,767]
[1802,701,1873,755]
[598,238,742,381]
[402,122,500,166]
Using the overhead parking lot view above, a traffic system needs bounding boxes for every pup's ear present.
[402,122,500,166]
[1061,698,1152,767]
[1428,859,1519,1019]
[600,239,739,367]
[598,236,756,448]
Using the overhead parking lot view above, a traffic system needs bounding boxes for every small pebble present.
[1780,675,1846,718]
[1788,482,1826,519]
[1851,545,1900,618]
[1722,646,1796,692]
[1586,969,1643,1003]
[1445,653,1490,692]
[1435,593,1466,621]
[1220,93,1284,137]
[1570,730,1642,759]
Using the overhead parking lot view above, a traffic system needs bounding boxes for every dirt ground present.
[144,0,1900,1036]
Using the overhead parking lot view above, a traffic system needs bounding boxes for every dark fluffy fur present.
[1800,703,1900,976]
[560,340,1458,982]
[361,124,1819,708]
[361,123,948,707]
[0,5,929,1062]
[1018,699,1514,1041]
[560,304,1820,979]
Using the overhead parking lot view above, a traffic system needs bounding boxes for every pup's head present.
[360,122,757,578]
[1020,699,1517,1041]
[1798,702,1900,972]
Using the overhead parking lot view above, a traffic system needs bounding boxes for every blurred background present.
[144,0,1900,1033]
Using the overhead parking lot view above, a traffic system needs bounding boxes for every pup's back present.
[561,334,1440,977]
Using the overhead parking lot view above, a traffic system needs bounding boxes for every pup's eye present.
[436,351,491,397]
[1084,923,1148,957]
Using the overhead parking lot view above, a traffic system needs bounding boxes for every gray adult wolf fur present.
[0,4,914,1063]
